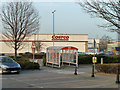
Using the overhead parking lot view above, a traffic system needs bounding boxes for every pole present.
[33,34,36,62]
[28,35,29,52]
[74,50,78,75]
[116,0,120,84]
[91,39,95,77]
[52,11,54,67]
[74,66,77,75]
[116,65,120,84]
[52,10,56,46]
[74,56,77,75]
[33,48,35,60]
[52,10,56,68]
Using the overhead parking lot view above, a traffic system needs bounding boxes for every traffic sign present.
[92,57,97,63]
[31,42,37,49]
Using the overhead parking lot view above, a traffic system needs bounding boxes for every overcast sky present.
[0,0,117,40]
[33,1,117,40]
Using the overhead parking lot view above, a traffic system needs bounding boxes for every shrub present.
[10,56,40,70]
[17,61,39,70]
[78,55,92,64]
[95,64,120,74]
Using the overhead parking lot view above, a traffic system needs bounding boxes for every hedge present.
[9,55,120,68]
[10,56,40,70]
[95,64,120,74]
[78,55,120,64]
[21,54,44,59]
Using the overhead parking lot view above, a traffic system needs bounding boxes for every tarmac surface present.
[1,65,119,88]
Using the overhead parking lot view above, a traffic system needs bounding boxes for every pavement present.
[1,65,119,88]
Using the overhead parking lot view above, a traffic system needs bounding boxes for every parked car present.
[39,52,45,54]
[24,52,32,54]
[99,52,107,55]
[0,56,21,74]
[85,52,100,55]
[78,52,87,55]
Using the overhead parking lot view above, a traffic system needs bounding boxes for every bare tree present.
[1,2,40,60]
[35,42,44,53]
[99,35,113,51]
[78,0,120,33]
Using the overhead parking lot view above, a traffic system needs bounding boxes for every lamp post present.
[52,10,56,46]
[91,39,96,77]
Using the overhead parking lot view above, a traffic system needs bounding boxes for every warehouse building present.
[0,34,99,54]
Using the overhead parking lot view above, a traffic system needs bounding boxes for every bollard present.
[91,64,95,77]
[101,58,103,64]
[116,66,120,84]
[74,66,77,75]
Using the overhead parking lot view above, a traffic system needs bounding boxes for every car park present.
[0,56,21,74]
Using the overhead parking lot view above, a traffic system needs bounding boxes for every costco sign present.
[52,35,69,41]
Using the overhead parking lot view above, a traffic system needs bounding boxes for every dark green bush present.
[17,61,39,70]
[95,64,120,74]
[10,56,40,70]
[78,55,92,64]
[78,55,120,64]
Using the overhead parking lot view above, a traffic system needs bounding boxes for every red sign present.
[52,35,69,41]
[31,42,37,49]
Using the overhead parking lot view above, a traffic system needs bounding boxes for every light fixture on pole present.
[52,10,56,46]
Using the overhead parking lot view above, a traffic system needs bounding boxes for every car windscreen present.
[0,57,15,63]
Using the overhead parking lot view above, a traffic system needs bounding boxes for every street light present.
[91,39,96,77]
[52,10,56,46]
